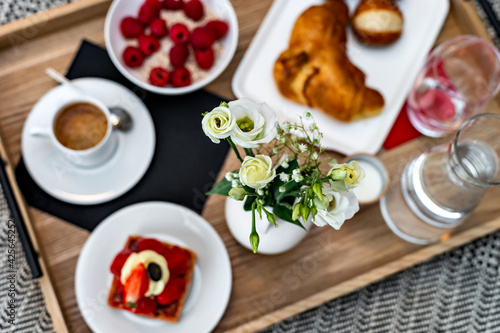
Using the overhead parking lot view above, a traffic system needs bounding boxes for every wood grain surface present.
[0,1,499,333]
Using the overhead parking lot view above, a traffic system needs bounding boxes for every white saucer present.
[75,202,232,333]
[21,78,155,205]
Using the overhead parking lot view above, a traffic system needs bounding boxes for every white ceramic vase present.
[225,198,313,255]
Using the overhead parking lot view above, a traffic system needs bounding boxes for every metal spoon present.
[45,67,133,132]
[109,107,133,131]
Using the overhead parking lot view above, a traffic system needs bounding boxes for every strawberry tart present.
[107,235,196,322]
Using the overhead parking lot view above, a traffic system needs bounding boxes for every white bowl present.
[104,0,238,95]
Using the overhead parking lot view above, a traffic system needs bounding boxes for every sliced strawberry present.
[136,238,166,253]
[124,263,149,307]
[162,246,190,276]
[156,277,186,305]
[110,249,133,276]
[135,297,157,314]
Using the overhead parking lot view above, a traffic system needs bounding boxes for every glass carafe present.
[380,113,500,244]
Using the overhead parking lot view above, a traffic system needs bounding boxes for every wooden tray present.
[0,1,499,332]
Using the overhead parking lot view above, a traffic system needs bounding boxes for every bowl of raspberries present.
[105,0,238,95]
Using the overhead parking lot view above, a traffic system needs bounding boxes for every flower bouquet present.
[202,98,365,253]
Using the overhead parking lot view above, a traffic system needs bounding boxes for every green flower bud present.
[311,206,317,217]
[228,187,246,201]
[292,203,302,221]
[329,169,347,181]
[266,211,277,226]
[301,206,310,221]
[312,183,323,200]
[250,231,260,254]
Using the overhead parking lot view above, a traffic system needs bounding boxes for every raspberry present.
[120,17,144,38]
[156,277,186,305]
[135,297,157,314]
[169,23,190,44]
[110,249,134,276]
[150,18,168,38]
[138,34,160,56]
[206,20,229,40]
[136,238,167,253]
[149,67,170,87]
[183,0,204,21]
[195,47,214,70]
[171,68,192,87]
[164,0,184,10]
[190,27,215,49]
[122,47,144,68]
[145,0,163,9]
[138,2,159,25]
[169,44,189,68]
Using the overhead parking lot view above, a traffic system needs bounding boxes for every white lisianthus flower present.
[228,98,277,148]
[313,185,359,230]
[328,161,366,191]
[239,155,276,189]
[202,106,235,143]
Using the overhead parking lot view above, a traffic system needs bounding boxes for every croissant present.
[273,0,384,122]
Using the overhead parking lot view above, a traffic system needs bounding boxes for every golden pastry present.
[352,0,403,46]
[273,0,384,122]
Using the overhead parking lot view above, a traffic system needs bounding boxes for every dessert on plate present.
[273,0,385,122]
[107,235,196,322]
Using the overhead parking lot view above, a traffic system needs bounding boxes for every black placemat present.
[15,40,229,231]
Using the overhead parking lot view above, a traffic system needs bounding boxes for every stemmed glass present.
[407,35,500,137]
[380,113,500,244]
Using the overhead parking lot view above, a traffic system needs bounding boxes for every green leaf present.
[207,178,232,196]
[244,196,256,211]
[262,191,273,207]
[273,203,306,230]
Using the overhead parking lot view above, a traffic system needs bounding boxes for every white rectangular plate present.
[232,0,449,154]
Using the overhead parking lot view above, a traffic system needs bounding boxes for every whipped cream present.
[120,250,170,297]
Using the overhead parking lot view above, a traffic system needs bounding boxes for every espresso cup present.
[31,95,117,168]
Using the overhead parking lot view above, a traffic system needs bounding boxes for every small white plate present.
[75,201,232,333]
[21,77,155,205]
[232,0,449,154]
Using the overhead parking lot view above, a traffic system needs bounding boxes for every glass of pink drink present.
[407,35,500,137]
